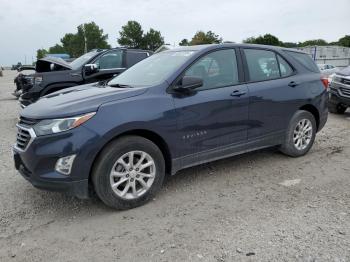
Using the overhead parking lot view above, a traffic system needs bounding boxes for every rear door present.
[173,48,249,158]
[241,48,297,141]
[83,49,125,83]
[125,51,150,68]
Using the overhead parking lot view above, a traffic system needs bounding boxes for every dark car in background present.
[13,44,328,210]
[329,66,350,114]
[19,48,152,107]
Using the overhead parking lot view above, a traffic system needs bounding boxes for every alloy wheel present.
[109,151,156,200]
[293,119,313,150]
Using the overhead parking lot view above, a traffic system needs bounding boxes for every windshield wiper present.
[108,83,133,88]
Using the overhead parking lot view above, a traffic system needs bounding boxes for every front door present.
[83,49,125,83]
[172,48,249,158]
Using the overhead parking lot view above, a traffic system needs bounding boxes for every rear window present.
[284,51,319,72]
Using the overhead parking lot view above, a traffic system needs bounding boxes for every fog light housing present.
[55,155,76,175]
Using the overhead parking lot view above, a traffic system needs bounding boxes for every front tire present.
[280,110,317,157]
[92,136,165,210]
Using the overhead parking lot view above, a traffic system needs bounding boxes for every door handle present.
[231,90,246,97]
[288,81,299,87]
[70,73,81,77]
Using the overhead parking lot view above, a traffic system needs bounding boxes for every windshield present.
[69,51,99,70]
[108,50,195,87]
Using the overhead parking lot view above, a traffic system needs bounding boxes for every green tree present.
[281,42,298,48]
[143,28,164,50]
[299,39,328,47]
[61,33,81,57]
[48,44,66,54]
[190,31,222,45]
[78,22,110,52]
[338,35,350,47]
[179,39,189,46]
[118,21,144,49]
[243,34,282,46]
[36,48,48,60]
[60,22,110,57]
[117,21,165,51]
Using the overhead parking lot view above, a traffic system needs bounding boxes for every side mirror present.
[174,76,203,91]
[50,63,55,71]
[84,63,99,75]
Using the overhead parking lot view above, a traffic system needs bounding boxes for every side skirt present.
[171,131,285,175]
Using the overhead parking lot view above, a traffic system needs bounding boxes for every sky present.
[0,0,349,66]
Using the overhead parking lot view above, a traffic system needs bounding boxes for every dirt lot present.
[0,70,349,261]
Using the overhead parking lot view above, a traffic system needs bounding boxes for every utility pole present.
[82,25,87,54]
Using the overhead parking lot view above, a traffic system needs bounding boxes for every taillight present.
[321,76,329,89]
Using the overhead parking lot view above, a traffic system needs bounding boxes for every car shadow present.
[19,147,282,217]
[0,97,18,102]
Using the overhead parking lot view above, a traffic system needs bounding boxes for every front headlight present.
[34,76,43,85]
[33,112,96,136]
[332,75,342,83]
[24,76,34,85]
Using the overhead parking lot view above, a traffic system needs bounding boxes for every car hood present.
[337,66,350,76]
[21,83,148,119]
[35,57,72,72]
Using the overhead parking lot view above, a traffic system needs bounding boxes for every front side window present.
[95,50,123,69]
[108,50,195,87]
[184,49,239,90]
[244,49,280,81]
[69,50,99,70]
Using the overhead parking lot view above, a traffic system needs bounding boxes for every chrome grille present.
[15,124,36,151]
[340,87,350,97]
[16,127,31,150]
[341,78,350,86]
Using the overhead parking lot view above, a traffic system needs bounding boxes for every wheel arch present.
[299,104,320,130]
[89,129,172,187]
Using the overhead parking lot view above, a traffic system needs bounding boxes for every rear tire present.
[280,110,316,157]
[92,136,165,210]
[329,102,347,114]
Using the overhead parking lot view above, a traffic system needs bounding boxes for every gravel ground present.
[0,70,349,262]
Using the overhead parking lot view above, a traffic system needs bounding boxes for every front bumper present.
[13,124,103,199]
[329,82,350,106]
[14,150,89,198]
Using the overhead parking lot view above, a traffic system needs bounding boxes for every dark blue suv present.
[13,44,328,209]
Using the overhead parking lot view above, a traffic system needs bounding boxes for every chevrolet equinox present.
[13,44,328,210]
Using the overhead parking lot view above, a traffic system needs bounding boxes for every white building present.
[297,46,350,68]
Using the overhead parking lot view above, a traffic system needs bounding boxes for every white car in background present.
[318,64,340,77]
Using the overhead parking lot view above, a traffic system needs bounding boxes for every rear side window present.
[126,52,149,67]
[244,49,280,81]
[277,55,293,77]
[284,51,320,72]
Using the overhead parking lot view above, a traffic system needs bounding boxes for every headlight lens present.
[34,76,43,85]
[332,75,342,83]
[33,112,96,136]
[24,76,34,85]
